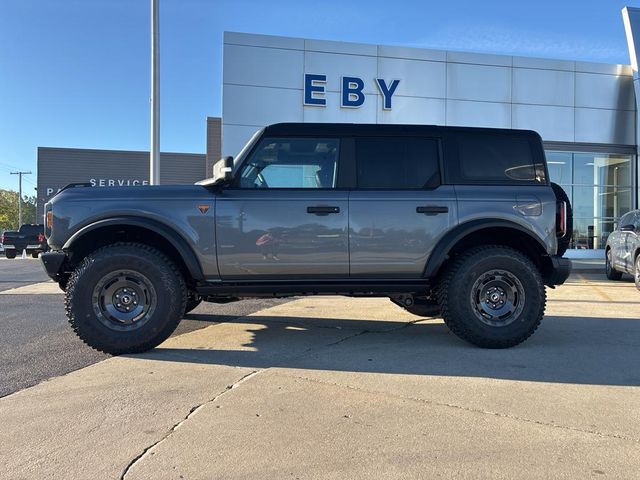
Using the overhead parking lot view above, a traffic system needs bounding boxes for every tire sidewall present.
[68,246,184,352]
[446,251,544,343]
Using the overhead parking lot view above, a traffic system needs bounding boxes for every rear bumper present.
[544,256,571,286]
[40,251,67,282]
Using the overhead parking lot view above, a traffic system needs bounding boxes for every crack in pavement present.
[119,317,427,479]
[280,372,640,444]
[119,369,261,480]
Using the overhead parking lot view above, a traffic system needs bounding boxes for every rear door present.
[348,136,457,278]
[216,136,349,279]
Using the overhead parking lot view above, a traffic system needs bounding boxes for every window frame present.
[352,135,444,191]
[230,136,345,190]
[445,131,548,186]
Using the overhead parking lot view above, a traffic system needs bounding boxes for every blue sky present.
[0,0,639,192]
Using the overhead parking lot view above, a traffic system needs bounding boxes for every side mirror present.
[621,224,636,232]
[212,156,234,185]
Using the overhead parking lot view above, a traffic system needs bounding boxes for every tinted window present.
[454,132,545,184]
[356,137,440,189]
[238,137,339,189]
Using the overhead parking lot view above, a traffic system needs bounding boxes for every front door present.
[216,136,348,279]
[348,136,456,278]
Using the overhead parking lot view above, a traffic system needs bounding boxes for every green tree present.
[0,189,37,232]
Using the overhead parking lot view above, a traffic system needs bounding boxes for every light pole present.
[150,0,160,185]
[10,170,31,227]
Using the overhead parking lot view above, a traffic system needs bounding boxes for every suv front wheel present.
[65,243,187,355]
[437,246,546,348]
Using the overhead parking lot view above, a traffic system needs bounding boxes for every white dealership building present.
[220,7,640,255]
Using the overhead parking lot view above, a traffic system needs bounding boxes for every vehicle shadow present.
[134,313,640,387]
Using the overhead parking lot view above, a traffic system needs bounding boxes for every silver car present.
[605,209,640,288]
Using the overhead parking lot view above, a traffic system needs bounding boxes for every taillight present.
[38,233,45,243]
[556,201,567,238]
[0,234,4,244]
[45,208,53,237]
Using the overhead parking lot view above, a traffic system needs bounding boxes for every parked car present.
[605,209,640,288]
[41,123,572,354]
[2,224,47,259]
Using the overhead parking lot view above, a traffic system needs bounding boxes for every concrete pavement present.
[1,273,639,479]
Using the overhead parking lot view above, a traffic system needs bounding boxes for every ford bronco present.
[41,123,572,354]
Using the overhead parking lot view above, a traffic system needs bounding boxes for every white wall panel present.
[512,56,574,72]
[575,61,632,76]
[512,104,574,142]
[575,108,635,145]
[224,44,303,89]
[303,92,377,123]
[513,68,574,106]
[304,52,378,93]
[447,51,512,67]
[305,38,376,56]
[224,31,304,50]
[378,45,446,62]
[223,85,303,126]
[222,124,262,157]
[446,100,511,128]
[378,96,445,125]
[447,63,511,103]
[575,73,635,111]
[377,57,446,98]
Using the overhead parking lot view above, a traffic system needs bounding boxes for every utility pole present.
[10,170,31,227]
[150,0,160,185]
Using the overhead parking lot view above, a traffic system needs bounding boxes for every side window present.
[453,132,546,184]
[618,212,632,229]
[356,137,440,189]
[237,137,339,189]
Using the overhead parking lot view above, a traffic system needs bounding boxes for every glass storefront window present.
[546,152,572,185]
[545,151,634,251]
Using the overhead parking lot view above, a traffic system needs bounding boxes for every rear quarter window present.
[450,132,546,185]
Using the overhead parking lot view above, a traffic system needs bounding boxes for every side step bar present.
[196,279,431,297]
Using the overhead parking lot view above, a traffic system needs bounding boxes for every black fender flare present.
[423,219,549,278]
[63,216,204,281]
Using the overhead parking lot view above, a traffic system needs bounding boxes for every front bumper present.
[40,251,67,282]
[544,256,571,286]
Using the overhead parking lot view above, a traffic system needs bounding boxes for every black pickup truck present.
[2,224,47,259]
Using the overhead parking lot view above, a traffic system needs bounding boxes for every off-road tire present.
[391,298,441,318]
[634,255,640,291]
[65,243,187,355]
[5,250,16,259]
[551,182,573,257]
[185,293,203,314]
[605,248,623,280]
[436,245,546,348]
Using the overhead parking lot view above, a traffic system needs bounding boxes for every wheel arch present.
[424,220,551,279]
[63,217,204,282]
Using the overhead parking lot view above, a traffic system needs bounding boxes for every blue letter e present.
[341,76,365,108]
[304,74,326,106]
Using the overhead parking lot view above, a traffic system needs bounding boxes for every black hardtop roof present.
[263,122,541,139]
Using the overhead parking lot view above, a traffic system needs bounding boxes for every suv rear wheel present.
[437,246,545,348]
[5,249,16,259]
[65,243,186,355]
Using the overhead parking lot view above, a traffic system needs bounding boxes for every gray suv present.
[41,123,571,354]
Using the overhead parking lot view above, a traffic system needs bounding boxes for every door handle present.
[416,206,448,215]
[307,206,340,215]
